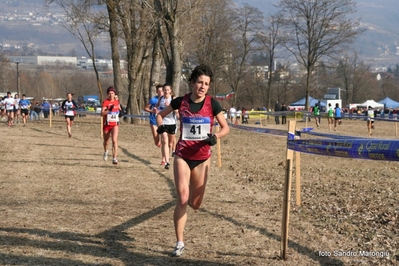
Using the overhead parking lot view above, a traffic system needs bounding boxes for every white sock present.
[176,241,184,247]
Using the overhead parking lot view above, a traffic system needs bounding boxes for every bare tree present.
[154,0,201,96]
[256,12,285,110]
[0,55,12,93]
[145,2,168,101]
[30,1,155,121]
[336,54,373,105]
[221,4,264,106]
[56,71,99,97]
[336,55,354,104]
[352,65,378,102]
[105,0,123,103]
[46,0,108,102]
[380,78,395,100]
[149,20,162,99]
[277,0,363,110]
[31,71,57,99]
[114,1,154,122]
[187,0,235,97]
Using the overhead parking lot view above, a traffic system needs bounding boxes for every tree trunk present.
[164,17,182,96]
[149,32,162,98]
[106,0,122,103]
[305,67,312,110]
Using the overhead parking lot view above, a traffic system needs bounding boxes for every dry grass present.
[0,115,398,265]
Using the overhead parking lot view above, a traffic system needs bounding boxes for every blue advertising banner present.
[302,131,370,140]
[230,124,287,136]
[288,139,399,161]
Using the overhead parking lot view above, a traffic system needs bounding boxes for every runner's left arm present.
[72,100,79,110]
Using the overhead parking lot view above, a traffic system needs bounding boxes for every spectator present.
[41,100,51,118]
[222,109,228,120]
[229,105,236,124]
[51,102,59,116]
[274,101,281,124]
[31,101,41,121]
[242,108,249,124]
[236,107,242,124]
[281,103,287,125]
[313,103,320,128]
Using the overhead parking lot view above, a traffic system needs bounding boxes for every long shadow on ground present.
[0,143,344,265]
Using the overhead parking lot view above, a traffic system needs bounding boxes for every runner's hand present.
[204,133,217,146]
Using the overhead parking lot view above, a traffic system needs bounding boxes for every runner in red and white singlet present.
[101,86,121,165]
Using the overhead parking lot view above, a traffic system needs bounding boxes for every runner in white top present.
[4,92,16,127]
[229,106,236,124]
[0,97,5,120]
[366,106,375,136]
[61,93,78,138]
[156,83,178,169]
[236,108,242,124]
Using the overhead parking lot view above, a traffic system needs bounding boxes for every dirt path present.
[0,115,398,265]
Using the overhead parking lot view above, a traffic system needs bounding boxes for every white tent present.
[357,100,384,109]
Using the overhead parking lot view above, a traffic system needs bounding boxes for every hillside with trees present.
[0,0,398,117]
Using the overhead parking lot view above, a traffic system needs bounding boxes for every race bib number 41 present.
[182,117,211,140]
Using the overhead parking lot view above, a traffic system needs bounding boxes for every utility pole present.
[16,62,20,95]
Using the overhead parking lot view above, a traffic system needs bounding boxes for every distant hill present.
[354,1,399,63]
[235,0,399,68]
[0,22,82,55]
[0,0,107,56]
[1,0,398,67]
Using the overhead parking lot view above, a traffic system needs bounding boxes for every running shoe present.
[103,151,108,161]
[172,244,184,257]
[161,160,165,165]
[113,158,118,165]
[165,162,170,169]
[172,151,175,157]
[68,132,72,138]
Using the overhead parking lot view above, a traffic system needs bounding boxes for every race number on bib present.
[107,112,119,123]
[182,117,211,140]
